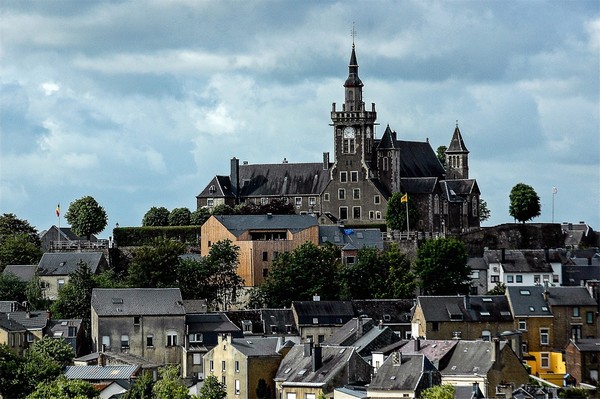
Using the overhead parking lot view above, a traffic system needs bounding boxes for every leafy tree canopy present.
[479,198,491,222]
[191,208,211,226]
[509,183,541,223]
[127,237,186,288]
[421,384,455,399]
[210,203,234,215]
[142,206,170,226]
[486,282,506,295]
[436,145,447,167]
[0,272,28,302]
[0,344,25,398]
[0,213,40,247]
[28,336,75,368]
[414,237,471,295]
[198,375,226,399]
[65,196,108,240]
[152,365,190,399]
[0,233,43,273]
[51,261,95,326]
[121,371,154,399]
[169,207,192,226]
[203,239,244,311]
[26,375,99,399]
[386,192,419,232]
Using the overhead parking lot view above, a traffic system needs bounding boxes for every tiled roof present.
[447,125,469,153]
[0,313,26,332]
[401,177,439,194]
[92,288,185,316]
[323,318,375,346]
[571,338,600,352]
[212,214,318,238]
[398,339,459,370]
[2,265,37,281]
[484,249,557,273]
[38,252,105,276]
[352,299,415,324]
[369,354,435,391]
[238,162,330,197]
[547,287,597,306]
[48,319,82,337]
[64,365,139,380]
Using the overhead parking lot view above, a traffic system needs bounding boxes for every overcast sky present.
[1,0,598,237]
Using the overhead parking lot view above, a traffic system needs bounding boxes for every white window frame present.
[340,171,347,182]
[166,331,178,347]
[540,352,550,369]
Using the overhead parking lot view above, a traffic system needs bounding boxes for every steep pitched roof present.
[0,313,27,332]
[2,265,37,282]
[212,214,318,238]
[92,288,185,316]
[186,313,240,333]
[401,177,439,194]
[417,295,512,323]
[319,226,383,250]
[323,317,375,346]
[547,287,597,307]
[197,175,235,198]
[369,354,436,391]
[398,339,459,370]
[232,336,282,357]
[439,180,480,201]
[292,301,354,325]
[37,252,105,276]
[441,340,506,376]
[506,286,553,317]
[484,249,554,273]
[446,125,469,153]
[352,299,415,324]
[238,162,330,197]
[4,311,48,330]
[397,141,446,178]
[570,338,600,352]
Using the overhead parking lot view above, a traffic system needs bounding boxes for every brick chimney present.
[312,344,322,372]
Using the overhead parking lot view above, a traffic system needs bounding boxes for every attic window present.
[209,185,216,193]
[284,368,292,374]
[500,311,511,316]
[480,311,491,316]
[298,369,307,375]
[542,306,549,312]
[529,306,535,312]
[390,376,396,380]
[482,297,493,302]
[356,232,364,239]
[112,298,123,304]
[383,314,391,322]
[61,321,68,326]
[520,290,531,296]
[312,318,319,324]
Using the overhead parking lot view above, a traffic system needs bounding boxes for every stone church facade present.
[197,45,480,234]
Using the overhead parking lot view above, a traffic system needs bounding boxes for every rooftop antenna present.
[351,22,356,48]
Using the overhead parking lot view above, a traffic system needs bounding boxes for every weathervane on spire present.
[351,22,356,48]
[456,120,459,128]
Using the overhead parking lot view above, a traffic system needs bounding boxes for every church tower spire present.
[445,121,470,179]
[344,43,363,112]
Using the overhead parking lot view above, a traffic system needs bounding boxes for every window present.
[309,197,316,206]
[68,326,77,337]
[312,318,319,324]
[242,320,252,332]
[189,333,203,343]
[374,195,380,204]
[587,312,594,324]
[352,206,361,219]
[339,207,348,220]
[166,331,178,347]
[102,335,110,350]
[482,330,491,341]
[351,171,358,182]
[516,275,523,283]
[383,157,388,171]
[295,197,302,207]
[121,335,129,349]
[209,360,214,372]
[147,335,154,347]
[207,198,214,207]
[340,172,347,182]
[27,332,34,343]
[324,193,330,201]
[343,138,355,153]
[553,274,559,283]
[573,307,580,317]
[318,335,325,343]
[572,325,582,340]
[506,275,514,283]
[353,188,360,199]
[222,360,226,371]
[306,395,316,399]
[287,394,297,399]
[235,379,240,395]
[375,211,382,219]
[338,189,345,200]
[262,268,268,277]
[534,275,540,284]
[432,322,439,331]
[58,279,65,291]
[133,316,140,325]
[235,361,240,372]
[262,251,268,261]
[540,353,550,369]
[346,256,355,264]
[369,211,374,219]
[540,328,549,345]
[491,275,500,283]
[518,319,527,331]
[222,376,226,386]
[260,197,268,205]
[193,353,201,365]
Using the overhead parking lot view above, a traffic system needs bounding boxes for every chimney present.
[98,352,105,367]
[492,337,500,363]
[589,257,593,266]
[543,280,550,301]
[303,339,313,357]
[378,319,383,330]
[356,317,363,340]
[230,157,240,199]
[501,248,506,263]
[312,344,322,372]
[323,152,329,170]
[544,248,550,263]
[414,337,421,351]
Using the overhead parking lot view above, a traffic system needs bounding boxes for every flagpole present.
[56,203,61,246]
[405,199,410,237]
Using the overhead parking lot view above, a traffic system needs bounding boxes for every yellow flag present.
[401,193,408,203]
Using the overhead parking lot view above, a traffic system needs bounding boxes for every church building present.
[197,44,480,234]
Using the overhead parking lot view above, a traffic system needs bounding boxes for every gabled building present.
[197,45,481,233]
[411,295,513,341]
[204,334,287,399]
[291,300,354,343]
[39,225,105,252]
[2,264,37,283]
[201,214,319,288]
[565,338,600,385]
[352,299,415,339]
[274,342,371,399]
[5,310,50,344]
[323,317,400,358]
[397,338,459,372]
[91,288,186,366]
[367,353,441,398]
[0,313,27,355]
[37,252,108,300]
[546,286,599,347]
[48,318,85,356]
[318,226,383,265]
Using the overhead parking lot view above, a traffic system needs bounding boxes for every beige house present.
[0,313,27,355]
[204,334,287,399]
[91,288,185,366]
[201,214,319,287]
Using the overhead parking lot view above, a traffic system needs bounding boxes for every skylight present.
[520,290,531,295]
[482,297,493,302]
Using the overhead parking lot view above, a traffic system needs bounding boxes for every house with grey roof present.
[200,214,319,288]
[91,288,185,366]
[2,264,37,283]
[0,312,27,355]
[48,318,84,356]
[323,317,400,359]
[5,310,49,343]
[274,342,371,399]
[352,299,415,338]
[64,364,138,398]
[39,225,105,252]
[396,338,459,371]
[292,300,354,343]
[204,334,288,399]
[319,225,383,265]
[367,353,441,398]
[37,251,108,300]
[506,286,553,356]
[196,45,481,233]
[565,338,600,386]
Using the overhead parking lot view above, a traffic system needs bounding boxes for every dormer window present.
[209,185,216,194]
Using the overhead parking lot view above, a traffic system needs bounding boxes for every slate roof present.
[2,265,37,282]
[323,317,375,346]
[439,180,480,202]
[0,313,26,332]
[38,252,105,276]
[48,319,82,338]
[484,249,556,273]
[92,288,185,316]
[562,265,600,285]
[197,175,236,198]
[64,365,140,380]
[212,214,318,238]
[468,257,487,271]
[231,336,282,357]
[319,226,383,250]
[401,177,439,194]
[261,308,296,334]
[183,299,208,314]
[398,339,459,370]
[351,325,400,356]
[4,311,48,330]
[40,226,98,242]
[547,287,597,307]
[570,338,600,352]
[352,299,415,324]
[506,286,553,317]
[186,313,240,334]
[417,295,512,322]
[441,340,507,376]
[369,353,436,391]
[447,125,469,153]
[238,162,331,197]
[0,301,21,313]
[226,309,263,334]
[292,301,354,325]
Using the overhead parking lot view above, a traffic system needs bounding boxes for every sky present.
[1,0,598,238]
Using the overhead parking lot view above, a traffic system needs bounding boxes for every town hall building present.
[197,44,480,234]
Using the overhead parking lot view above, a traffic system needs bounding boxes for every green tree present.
[420,384,455,399]
[509,183,541,223]
[65,195,108,240]
[204,240,244,310]
[0,272,28,302]
[381,243,417,299]
[479,198,491,222]
[190,208,211,225]
[0,213,40,247]
[21,349,63,395]
[386,192,419,232]
[260,242,341,308]
[0,233,43,273]
[436,145,447,167]
[558,387,588,398]
[486,282,506,295]
[198,375,226,399]
[127,237,186,288]
[121,371,154,399]
[142,206,170,226]
[176,257,215,300]
[339,246,388,300]
[211,204,234,215]
[169,207,192,226]
[152,365,190,399]
[28,336,75,367]
[26,273,48,311]
[414,237,471,295]
[0,344,25,398]
[26,375,99,399]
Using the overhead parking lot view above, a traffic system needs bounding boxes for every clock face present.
[343,126,356,138]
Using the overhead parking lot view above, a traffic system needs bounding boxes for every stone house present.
[204,334,287,399]
[546,286,599,348]
[200,214,319,287]
[565,338,600,385]
[291,300,354,343]
[0,313,27,355]
[91,288,185,366]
